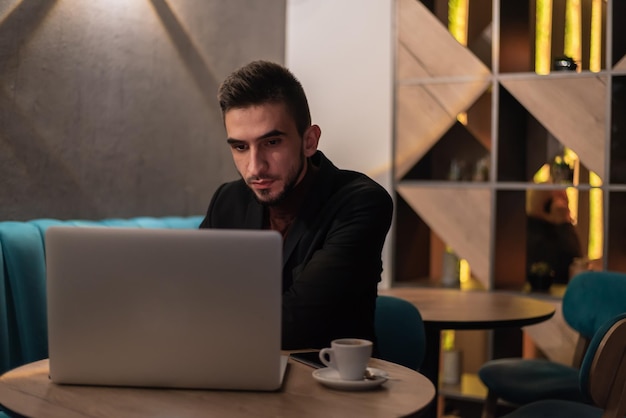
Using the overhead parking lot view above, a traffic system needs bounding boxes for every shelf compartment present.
[497,77,604,183]
[413,0,493,71]
[608,192,626,271]
[395,81,490,180]
[500,75,606,177]
[400,88,491,182]
[613,1,626,69]
[396,184,491,287]
[611,75,626,184]
[495,189,599,289]
[397,0,491,82]
[500,0,608,73]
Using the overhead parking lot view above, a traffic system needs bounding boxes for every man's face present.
[224,102,319,205]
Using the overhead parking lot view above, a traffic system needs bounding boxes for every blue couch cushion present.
[0,216,203,374]
[0,222,49,369]
[0,239,12,373]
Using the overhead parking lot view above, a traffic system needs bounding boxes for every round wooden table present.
[0,357,435,418]
[379,287,557,330]
[378,287,557,418]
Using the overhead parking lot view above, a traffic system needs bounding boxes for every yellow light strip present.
[580,0,602,257]
[448,0,469,46]
[442,330,455,351]
[533,164,551,184]
[564,148,579,222]
[459,259,470,284]
[589,0,603,72]
[589,172,603,259]
[535,0,553,74]
[564,0,582,69]
[449,0,469,125]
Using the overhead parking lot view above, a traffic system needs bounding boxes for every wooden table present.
[0,357,435,418]
[379,287,556,417]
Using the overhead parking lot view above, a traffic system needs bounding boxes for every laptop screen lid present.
[45,226,284,391]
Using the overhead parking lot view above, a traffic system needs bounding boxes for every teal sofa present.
[0,216,203,375]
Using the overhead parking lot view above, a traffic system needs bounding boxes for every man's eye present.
[231,143,248,151]
[266,139,280,146]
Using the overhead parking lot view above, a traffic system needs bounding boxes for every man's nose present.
[248,148,267,176]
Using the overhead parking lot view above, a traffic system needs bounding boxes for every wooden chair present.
[500,312,626,418]
[479,271,626,418]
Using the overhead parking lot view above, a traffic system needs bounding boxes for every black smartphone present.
[289,350,325,369]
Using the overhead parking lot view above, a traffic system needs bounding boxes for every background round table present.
[379,287,557,329]
[379,287,557,418]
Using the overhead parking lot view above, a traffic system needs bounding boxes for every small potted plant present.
[528,262,555,292]
[551,157,574,184]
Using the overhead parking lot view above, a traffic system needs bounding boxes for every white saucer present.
[312,367,388,391]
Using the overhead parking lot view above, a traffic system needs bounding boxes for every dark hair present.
[217,60,311,137]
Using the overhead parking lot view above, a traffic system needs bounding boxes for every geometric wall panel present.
[397,0,491,80]
[501,76,607,177]
[523,301,578,365]
[397,41,432,80]
[395,0,492,180]
[396,80,490,179]
[615,56,626,73]
[397,185,491,288]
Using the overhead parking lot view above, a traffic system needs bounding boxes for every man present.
[200,60,393,350]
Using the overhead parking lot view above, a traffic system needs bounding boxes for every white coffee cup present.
[319,338,373,381]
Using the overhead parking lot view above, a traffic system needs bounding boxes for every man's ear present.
[303,125,321,157]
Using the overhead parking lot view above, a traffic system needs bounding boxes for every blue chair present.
[478,271,626,418]
[375,295,426,371]
[501,312,626,418]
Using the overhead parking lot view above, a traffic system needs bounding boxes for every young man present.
[200,60,393,350]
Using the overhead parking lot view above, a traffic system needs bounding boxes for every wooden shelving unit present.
[393,0,626,411]
[393,0,626,290]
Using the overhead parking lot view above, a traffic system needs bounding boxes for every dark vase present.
[528,273,554,292]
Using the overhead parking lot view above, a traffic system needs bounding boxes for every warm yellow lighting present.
[589,0,603,72]
[564,0,582,70]
[532,148,579,223]
[533,164,551,183]
[0,1,23,25]
[562,148,579,223]
[566,186,578,224]
[457,112,468,125]
[459,259,470,283]
[589,172,603,259]
[448,0,469,46]
[589,171,603,188]
[442,330,455,351]
[535,0,553,74]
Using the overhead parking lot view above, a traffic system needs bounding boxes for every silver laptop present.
[45,226,287,391]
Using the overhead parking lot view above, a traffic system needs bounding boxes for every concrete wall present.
[0,0,285,221]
